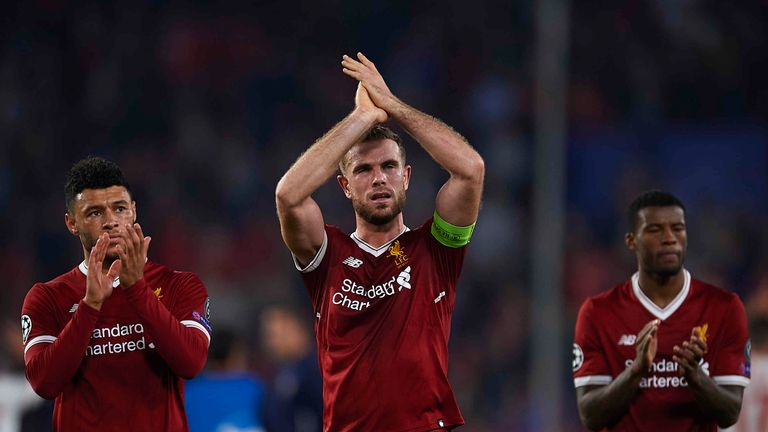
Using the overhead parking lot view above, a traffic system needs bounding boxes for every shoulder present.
[146,261,206,290]
[579,280,631,312]
[690,277,743,306]
[325,224,351,243]
[28,267,81,298]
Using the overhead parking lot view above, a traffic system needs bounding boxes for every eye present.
[88,210,101,217]
[116,206,127,213]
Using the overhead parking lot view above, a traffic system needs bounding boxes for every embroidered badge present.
[387,240,409,268]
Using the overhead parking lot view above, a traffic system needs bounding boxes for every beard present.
[643,251,685,278]
[352,192,406,226]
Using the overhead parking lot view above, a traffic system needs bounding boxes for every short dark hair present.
[627,190,685,232]
[339,125,406,175]
[65,156,131,211]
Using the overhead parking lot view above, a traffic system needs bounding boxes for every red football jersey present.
[573,270,751,431]
[296,219,466,432]
[21,260,211,432]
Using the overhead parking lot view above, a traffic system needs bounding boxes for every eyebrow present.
[81,200,130,213]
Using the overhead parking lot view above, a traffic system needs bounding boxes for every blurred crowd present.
[1,1,766,431]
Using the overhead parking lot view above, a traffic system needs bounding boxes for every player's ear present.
[625,232,636,251]
[65,213,78,236]
[337,175,352,199]
[403,164,412,191]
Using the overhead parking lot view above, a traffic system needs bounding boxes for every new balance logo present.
[618,334,637,346]
[69,304,79,313]
[342,256,363,268]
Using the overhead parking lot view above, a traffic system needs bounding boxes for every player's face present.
[338,139,411,226]
[626,206,687,277]
[64,186,136,261]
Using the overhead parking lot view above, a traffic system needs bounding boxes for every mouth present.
[657,251,680,262]
[370,191,392,203]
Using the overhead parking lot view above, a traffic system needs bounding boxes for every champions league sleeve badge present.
[21,315,32,345]
[572,343,584,371]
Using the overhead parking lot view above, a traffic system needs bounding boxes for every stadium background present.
[0,1,766,431]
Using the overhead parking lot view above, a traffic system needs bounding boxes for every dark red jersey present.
[21,260,211,432]
[296,219,466,432]
[573,270,751,431]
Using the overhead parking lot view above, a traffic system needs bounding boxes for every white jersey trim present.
[713,375,750,387]
[180,320,211,346]
[79,261,122,288]
[350,226,410,257]
[632,269,690,321]
[292,232,328,274]
[574,375,612,387]
[24,335,57,355]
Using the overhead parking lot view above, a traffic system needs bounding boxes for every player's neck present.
[637,269,685,309]
[353,214,406,249]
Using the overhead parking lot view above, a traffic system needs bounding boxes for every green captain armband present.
[430,211,476,248]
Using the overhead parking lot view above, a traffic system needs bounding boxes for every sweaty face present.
[628,206,687,277]
[65,186,136,261]
[339,139,410,226]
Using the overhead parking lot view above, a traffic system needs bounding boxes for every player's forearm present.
[578,367,644,430]
[275,109,379,209]
[687,373,742,427]
[122,279,208,378]
[25,301,100,399]
[388,100,484,183]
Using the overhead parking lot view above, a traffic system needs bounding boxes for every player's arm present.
[673,328,744,427]
[24,234,119,399]
[117,223,209,378]
[341,52,484,229]
[275,83,387,265]
[576,319,660,430]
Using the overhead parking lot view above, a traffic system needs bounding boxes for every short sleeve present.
[573,298,612,387]
[710,294,751,387]
[21,284,60,359]
[170,273,212,345]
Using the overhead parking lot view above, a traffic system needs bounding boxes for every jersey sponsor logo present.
[192,310,213,332]
[87,322,149,356]
[342,256,363,268]
[387,240,409,268]
[153,286,163,299]
[572,343,584,371]
[618,334,637,346]
[21,315,31,345]
[335,267,414,312]
[624,358,710,388]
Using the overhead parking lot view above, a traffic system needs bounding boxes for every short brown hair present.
[339,125,406,175]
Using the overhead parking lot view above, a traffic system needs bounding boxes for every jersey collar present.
[350,226,410,257]
[631,269,690,321]
[77,259,146,288]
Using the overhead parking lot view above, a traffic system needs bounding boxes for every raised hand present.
[673,327,707,382]
[115,223,151,288]
[354,82,388,123]
[631,319,660,375]
[342,52,398,113]
[83,233,121,310]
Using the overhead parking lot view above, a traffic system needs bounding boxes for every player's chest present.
[603,302,719,359]
[56,276,172,325]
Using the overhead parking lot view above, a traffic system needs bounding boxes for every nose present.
[101,209,120,230]
[372,167,386,186]
[661,226,677,244]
